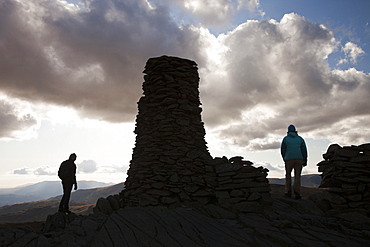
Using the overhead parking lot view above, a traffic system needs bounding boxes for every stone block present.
[179,192,191,201]
[169,173,179,183]
[350,155,370,163]
[324,191,347,204]
[230,189,244,197]
[192,189,213,197]
[161,196,180,204]
[184,184,199,193]
[180,176,192,183]
[215,191,230,199]
[147,189,172,196]
[215,163,243,173]
[346,194,362,202]
[334,148,359,158]
[248,192,261,201]
[152,182,166,189]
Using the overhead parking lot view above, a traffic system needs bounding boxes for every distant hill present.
[0,200,94,223]
[0,194,45,207]
[269,174,321,187]
[49,182,125,203]
[0,183,124,223]
[0,180,114,207]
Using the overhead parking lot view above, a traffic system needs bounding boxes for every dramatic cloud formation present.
[0,97,38,139]
[0,0,369,153]
[0,0,204,125]
[200,14,370,150]
[181,0,262,26]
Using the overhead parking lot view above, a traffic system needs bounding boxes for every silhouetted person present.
[58,153,78,213]
[281,125,307,199]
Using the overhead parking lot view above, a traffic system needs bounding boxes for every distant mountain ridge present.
[0,183,124,223]
[0,180,114,207]
[268,174,321,187]
[0,176,322,224]
[0,175,321,207]
[49,182,125,203]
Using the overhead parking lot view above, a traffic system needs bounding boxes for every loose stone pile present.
[211,156,272,212]
[123,55,271,209]
[317,143,370,215]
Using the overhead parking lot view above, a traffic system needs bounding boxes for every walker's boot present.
[284,191,292,198]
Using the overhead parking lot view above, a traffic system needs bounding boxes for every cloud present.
[10,162,126,176]
[0,0,204,128]
[238,0,264,16]
[12,166,56,176]
[34,166,55,176]
[167,0,264,27]
[342,42,365,64]
[1,1,369,152]
[98,165,127,174]
[255,162,284,172]
[78,160,98,173]
[0,97,39,139]
[200,13,370,150]
[12,167,31,175]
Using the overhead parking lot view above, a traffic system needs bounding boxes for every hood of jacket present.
[288,132,298,137]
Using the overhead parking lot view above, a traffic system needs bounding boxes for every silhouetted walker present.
[58,153,78,213]
[280,125,308,200]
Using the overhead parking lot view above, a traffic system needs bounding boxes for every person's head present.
[287,124,297,133]
[69,153,77,161]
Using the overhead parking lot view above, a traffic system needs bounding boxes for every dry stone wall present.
[318,143,370,215]
[123,55,271,209]
[211,156,271,212]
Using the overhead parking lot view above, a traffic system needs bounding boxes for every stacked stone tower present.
[124,56,214,207]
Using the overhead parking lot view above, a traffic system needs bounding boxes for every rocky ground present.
[1,185,370,246]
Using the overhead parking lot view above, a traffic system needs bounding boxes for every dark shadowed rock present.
[93,198,113,215]
[43,212,77,232]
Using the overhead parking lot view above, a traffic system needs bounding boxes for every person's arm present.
[73,164,78,190]
[281,138,286,160]
[300,138,308,165]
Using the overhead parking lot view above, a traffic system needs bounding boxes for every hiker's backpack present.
[58,161,68,180]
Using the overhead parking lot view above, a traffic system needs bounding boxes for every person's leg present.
[293,160,303,199]
[63,183,73,212]
[59,182,67,212]
[59,182,73,212]
[285,160,294,197]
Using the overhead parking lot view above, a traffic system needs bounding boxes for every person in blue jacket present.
[281,125,307,199]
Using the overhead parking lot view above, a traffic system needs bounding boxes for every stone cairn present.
[317,143,370,215]
[122,55,271,211]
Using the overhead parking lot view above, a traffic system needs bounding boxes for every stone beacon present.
[124,56,214,207]
[122,55,272,211]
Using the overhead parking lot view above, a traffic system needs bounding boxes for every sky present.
[0,0,369,188]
